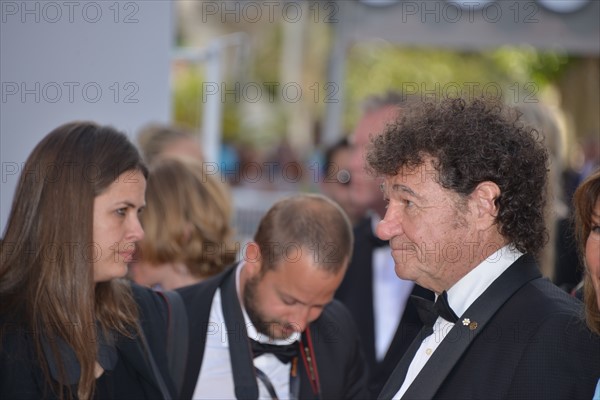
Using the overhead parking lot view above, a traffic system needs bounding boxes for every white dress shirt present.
[371,214,415,362]
[192,263,300,399]
[393,245,523,399]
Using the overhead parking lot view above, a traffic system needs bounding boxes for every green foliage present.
[171,64,204,131]
[491,46,571,86]
[171,33,572,146]
[171,63,240,143]
[343,44,571,131]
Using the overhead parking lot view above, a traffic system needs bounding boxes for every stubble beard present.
[243,275,287,340]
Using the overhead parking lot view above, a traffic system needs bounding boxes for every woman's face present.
[586,199,600,309]
[92,170,146,283]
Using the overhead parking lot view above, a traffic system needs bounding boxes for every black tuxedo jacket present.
[378,254,600,400]
[177,264,369,400]
[0,285,176,399]
[335,217,434,398]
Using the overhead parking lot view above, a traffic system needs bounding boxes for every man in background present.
[320,137,363,225]
[335,92,433,397]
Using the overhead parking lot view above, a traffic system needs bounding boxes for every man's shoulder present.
[506,277,587,333]
[495,254,582,319]
[526,277,582,313]
[310,300,360,343]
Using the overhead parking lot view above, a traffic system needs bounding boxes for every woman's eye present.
[116,208,127,216]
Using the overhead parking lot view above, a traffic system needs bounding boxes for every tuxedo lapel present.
[377,325,431,399]
[220,268,259,400]
[178,266,234,400]
[381,284,432,371]
[378,255,541,400]
[401,255,541,399]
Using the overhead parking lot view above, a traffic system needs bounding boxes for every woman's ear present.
[471,181,501,229]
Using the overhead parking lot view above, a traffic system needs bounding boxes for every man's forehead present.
[387,162,439,184]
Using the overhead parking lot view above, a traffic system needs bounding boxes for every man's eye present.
[283,298,297,306]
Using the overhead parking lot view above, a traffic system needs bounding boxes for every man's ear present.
[471,181,501,229]
[243,242,263,277]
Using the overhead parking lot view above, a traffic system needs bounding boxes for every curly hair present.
[366,97,549,256]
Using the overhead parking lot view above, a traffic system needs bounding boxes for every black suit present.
[177,264,369,400]
[378,254,600,400]
[335,217,434,398]
[0,285,176,399]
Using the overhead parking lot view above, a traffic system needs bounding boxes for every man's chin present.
[393,264,417,282]
[260,324,297,341]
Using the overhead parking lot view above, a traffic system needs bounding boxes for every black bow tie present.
[411,291,459,335]
[249,339,299,364]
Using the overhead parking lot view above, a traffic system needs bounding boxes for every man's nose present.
[376,207,403,241]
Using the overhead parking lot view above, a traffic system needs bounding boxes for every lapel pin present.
[462,318,478,330]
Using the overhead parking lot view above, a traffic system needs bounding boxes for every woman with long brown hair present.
[0,122,176,399]
[573,169,600,399]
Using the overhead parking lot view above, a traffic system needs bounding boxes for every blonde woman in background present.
[129,157,236,290]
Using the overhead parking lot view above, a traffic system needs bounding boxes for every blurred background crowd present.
[162,0,599,292]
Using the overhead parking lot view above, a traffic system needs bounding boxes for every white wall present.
[0,0,173,233]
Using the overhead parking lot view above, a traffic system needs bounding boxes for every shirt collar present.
[446,244,524,318]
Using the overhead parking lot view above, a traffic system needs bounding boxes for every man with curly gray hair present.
[371,97,600,400]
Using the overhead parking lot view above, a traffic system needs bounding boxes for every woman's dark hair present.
[0,121,147,399]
